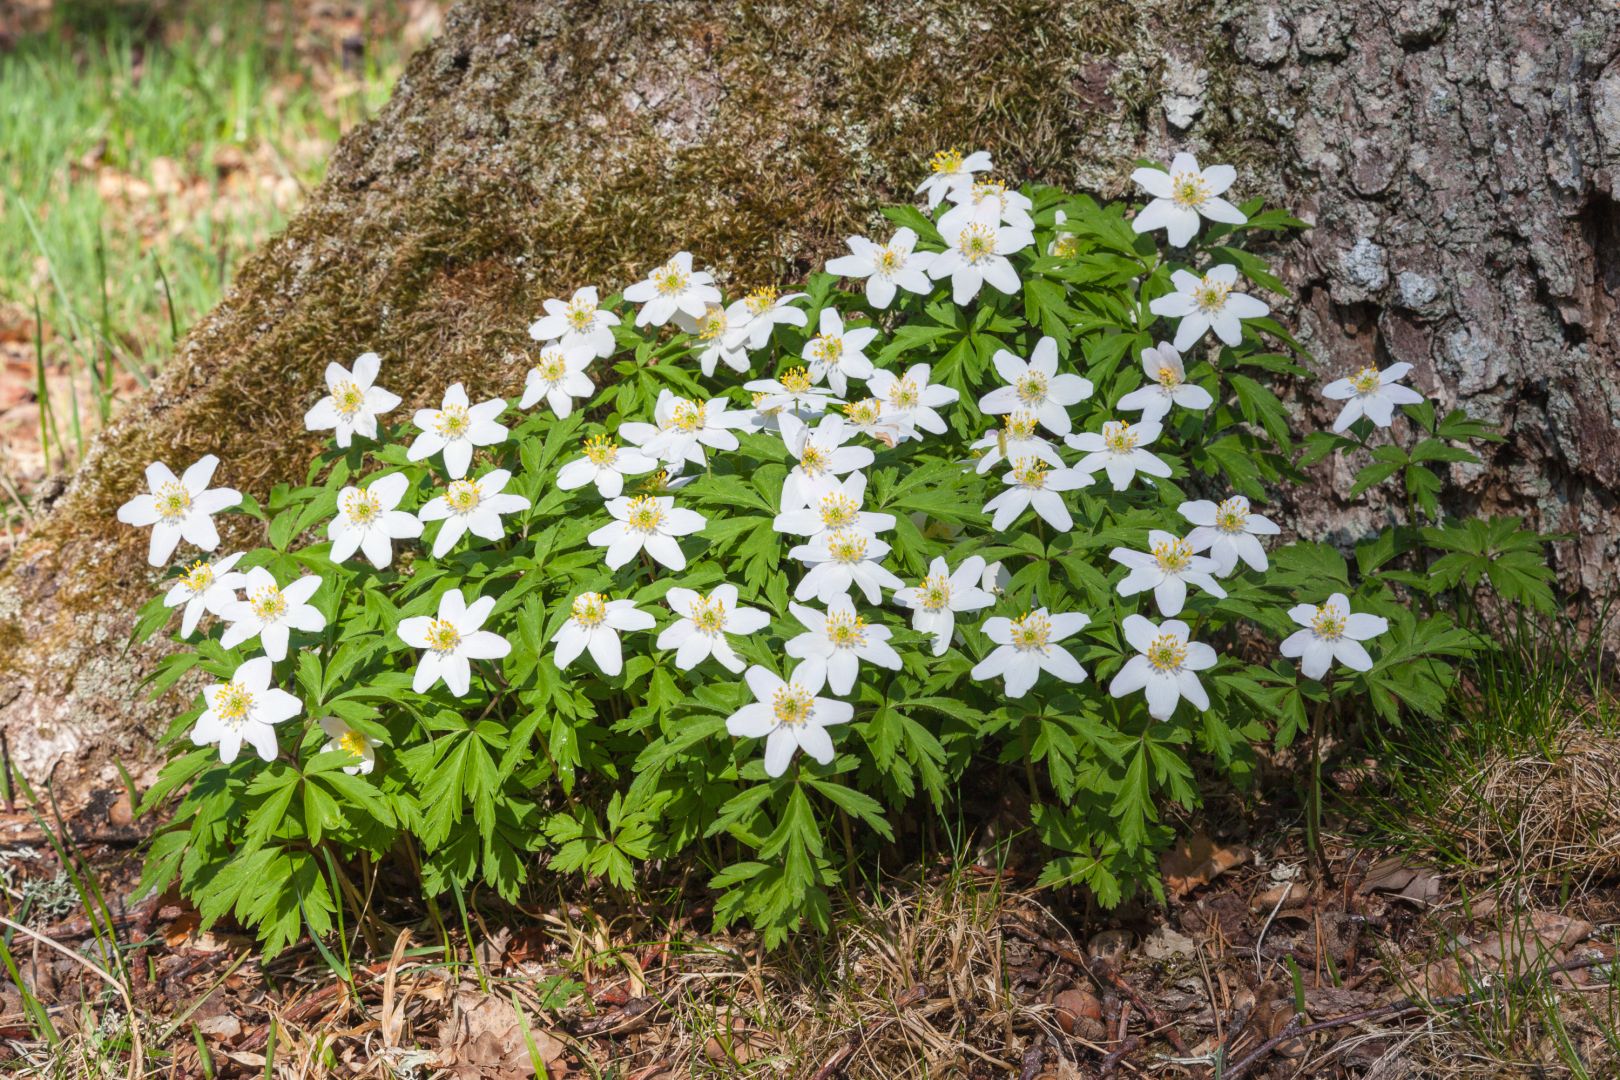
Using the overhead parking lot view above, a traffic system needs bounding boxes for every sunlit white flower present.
[866,363,959,440]
[977,336,1093,436]
[657,584,770,674]
[800,309,878,397]
[192,657,300,764]
[164,552,246,638]
[971,411,1064,475]
[824,227,936,309]
[528,285,620,360]
[618,390,744,468]
[774,472,895,539]
[916,147,992,210]
[557,434,657,498]
[218,568,325,661]
[842,397,908,446]
[778,413,874,511]
[1109,614,1217,720]
[1148,265,1270,351]
[940,176,1034,233]
[552,592,655,676]
[1117,343,1212,423]
[983,458,1087,531]
[319,716,382,775]
[970,608,1089,698]
[409,383,508,480]
[928,209,1034,305]
[1280,593,1389,679]
[722,286,808,353]
[1066,420,1172,491]
[893,555,994,656]
[1180,496,1280,576]
[790,530,904,604]
[726,664,854,776]
[786,597,901,695]
[588,494,705,571]
[117,455,242,567]
[328,472,422,570]
[1321,362,1425,433]
[303,352,401,447]
[743,367,840,419]
[520,343,595,418]
[1110,530,1226,617]
[1130,153,1247,247]
[674,303,748,377]
[397,589,510,696]
[417,469,531,558]
[622,251,721,328]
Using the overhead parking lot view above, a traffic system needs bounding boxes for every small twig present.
[1254,882,1292,979]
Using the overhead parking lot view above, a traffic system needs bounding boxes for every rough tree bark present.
[0,0,1614,812]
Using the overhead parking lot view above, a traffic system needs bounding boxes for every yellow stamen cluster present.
[970,177,1008,202]
[888,378,920,410]
[818,492,860,530]
[1010,611,1053,650]
[445,479,481,514]
[772,684,815,727]
[338,729,369,758]
[344,488,382,524]
[1146,633,1188,672]
[624,495,665,533]
[1051,235,1080,258]
[798,442,827,475]
[695,304,727,341]
[1170,170,1211,209]
[1311,605,1347,640]
[1349,366,1381,395]
[825,609,868,648]
[1006,412,1039,440]
[434,403,471,438]
[876,247,903,274]
[565,296,597,331]
[1192,279,1232,314]
[1011,458,1049,489]
[583,434,619,465]
[640,469,674,492]
[181,560,214,593]
[847,399,883,427]
[1152,538,1194,572]
[929,147,965,174]
[743,286,779,315]
[670,399,707,432]
[1103,422,1139,452]
[571,592,607,627]
[1016,370,1050,405]
[690,594,728,635]
[214,682,254,725]
[1156,364,1183,389]
[156,482,192,521]
[333,380,365,418]
[653,259,691,296]
[1215,497,1249,533]
[250,585,287,621]
[780,367,814,394]
[535,348,569,383]
[917,574,952,612]
[827,532,869,564]
[809,334,845,366]
[957,223,997,263]
[424,618,461,653]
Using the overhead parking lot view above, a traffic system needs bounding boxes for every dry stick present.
[0,914,142,1080]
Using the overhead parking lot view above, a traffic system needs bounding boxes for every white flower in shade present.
[329,472,423,570]
[790,530,904,604]
[928,209,1034,305]
[1280,593,1389,679]
[520,343,595,418]
[557,434,658,498]
[192,657,300,764]
[117,456,242,567]
[1180,495,1280,576]
[1117,343,1213,423]
[528,285,620,360]
[417,469,531,558]
[969,609,1089,698]
[800,308,878,397]
[743,367,840,419]
[303,352,402,447]
[1130,153,1247,247]
[622,251,722,328]
[1148,265,1270,352]
[619,390,744,469]
[319,716,382,775]
[676,303,750,377]
[397,589,510,696]
[1066,420,1172,491]
[722,286,808,352]
[163,552,246,638]
[1321,362,1425,432]
[893,555,995,656]
[778,413,874,511]
[1110,530,1227,617]
[981,559,1012,595]
[1110,615,1217,720]
[971,411,1064,475]
[657,584,770,674]
[916,147,992,210]
[218,568,325,661]
[1047,209,1079,258]
[785,597,901,695]
[551,592,655,676]
[409,383,508,480]
[588,494,705,571]
[725,664,854,776]
[842,397,908,447]
[983,459,1088,532]
[823,227,936,310]
[977,336,1093,436]
[773,472,895,539]
[940,177,1034,233]
[867,363,959,439]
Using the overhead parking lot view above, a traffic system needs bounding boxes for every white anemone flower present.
[1180,496,1280,576]
[800,308,878,397]
[969,608,1089,698]
[983,458,1088,532]
[164,552,246,638]
[408,383,508,480]
[785,597,901,695]
[520,343,595,418]
[417,469,531,559]
[977,336,1093,436]
[1066,420,1172,491]
[1047,209,1079,258]
[528,285,620,360]
[676,303,750,377]
[622,251,722,328]
[1280,593,1389,679]
[397,589,510,696]
[303,352,401,447]
[893,555,995,656]
[1148,265,1271,351]
[866,363,959,440]
[743,367,841,419]
[1110,530,1227,617]
[722,285,808,352]
[657,584,770,674]
[192,657,300,764]
[928,209,1034,305]
[117,455,242,567]
[939,177,1034,233]
[823,227,936,310]
[557,434,657,498]
[842,397,908,447]
[1117,343,1213,423]
[773,472,895,539]
[552,592,655,676]
[972,411,1064,475]
[319,716,382,775]
[619,390,743,469]
[1321,362,1425,432]
[588,494,705,571]
[1109,615,1217,720]
[218,567,325,661]
[778,413,874,511]
[329,472,423,570]
[789,529,903,604]
[726,663,854,776]
[1130,153,1247,247]
[916,147,992,210]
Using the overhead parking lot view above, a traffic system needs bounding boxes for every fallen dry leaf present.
[1161,835,1251,899]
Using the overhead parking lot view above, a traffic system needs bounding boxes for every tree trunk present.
[1,0,1614,810]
